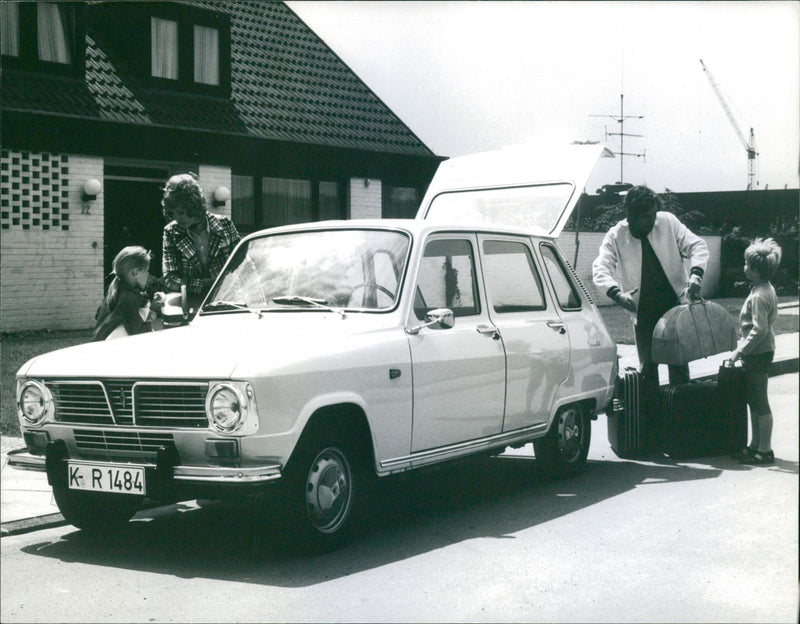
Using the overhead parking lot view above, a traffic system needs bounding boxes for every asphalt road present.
[1,373,797,623]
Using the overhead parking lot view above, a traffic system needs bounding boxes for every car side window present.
[482,240,546,313]
[415,238,479,319]
[540,243,582,310]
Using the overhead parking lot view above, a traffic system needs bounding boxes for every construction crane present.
[700,59,758,190]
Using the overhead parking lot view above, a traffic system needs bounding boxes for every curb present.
[1,513,67,538]
[2,356,798,538]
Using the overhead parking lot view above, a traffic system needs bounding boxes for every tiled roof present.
[3,1,436,158]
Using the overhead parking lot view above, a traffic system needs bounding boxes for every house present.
[0,0,443,332]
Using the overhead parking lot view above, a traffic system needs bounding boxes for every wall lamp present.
[82,178,102,202]
[213,185,231,207]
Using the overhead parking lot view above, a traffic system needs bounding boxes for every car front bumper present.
[7,442,283,502]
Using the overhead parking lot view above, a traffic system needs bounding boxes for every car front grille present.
[48,380,209,428]
[73,429,175,461]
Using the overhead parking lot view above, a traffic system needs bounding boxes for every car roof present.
[239,217,554,243]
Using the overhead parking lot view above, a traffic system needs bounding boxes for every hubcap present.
[304,447,353,533]
[557,408,584,462]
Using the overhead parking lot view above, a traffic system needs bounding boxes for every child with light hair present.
[731,237,783,465]
[93,246,164,340]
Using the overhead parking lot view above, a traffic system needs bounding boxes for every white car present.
[11,144,618,550]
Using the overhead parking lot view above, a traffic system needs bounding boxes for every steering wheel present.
[349,282,396,307]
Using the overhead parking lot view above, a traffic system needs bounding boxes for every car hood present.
[416,142,614,238]
[19,312,392,380]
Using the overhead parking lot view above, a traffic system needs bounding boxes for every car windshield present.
[204,229,411,312]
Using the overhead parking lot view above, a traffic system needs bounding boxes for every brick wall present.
[556,231,722,305]
[349,178,382,220]
[1,152,104,331]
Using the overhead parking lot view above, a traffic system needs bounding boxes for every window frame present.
[414,236,481,320]
[1,2,85,76]
[539,242,583,311]
[144,3,230,97]
[481,238,548,314]
[230,174,345,234]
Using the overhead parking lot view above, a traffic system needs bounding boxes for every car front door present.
[479,235,569,431]
[408,235,506,453]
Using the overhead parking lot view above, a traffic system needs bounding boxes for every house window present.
[194,25,219,85]
[151,17,178,79]
[37,2,71,64]
[231,176,343,232]
[231,175,255,229]
[262,177,312,227]
[383,186,419,219]
[319,181,341,221]
[2,2,83,73]
[1,2,19,56]
[146,6,229,95]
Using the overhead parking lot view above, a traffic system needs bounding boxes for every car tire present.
[52,484,141,533]
[282,430,369,552]
[533,404,591,477]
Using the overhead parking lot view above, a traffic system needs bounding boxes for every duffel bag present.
[651,298,737,365]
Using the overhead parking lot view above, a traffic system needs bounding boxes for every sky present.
[287,1,800,194]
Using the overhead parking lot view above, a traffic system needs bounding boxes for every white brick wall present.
[349,178,382,220]
[199,165,232,218]
[556,231,722,305]
[1,153,104,331]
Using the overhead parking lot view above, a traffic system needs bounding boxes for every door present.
[408,235,506,452]
[104,179,167,279]
[479,236,569,431]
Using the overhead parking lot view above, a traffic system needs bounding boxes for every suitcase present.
[716,361,749,453]
[651,299,737,365]
[660,381,721,458]
[659,364,748,459]
[607,368,659,457]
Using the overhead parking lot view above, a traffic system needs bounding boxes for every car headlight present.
[17,380,52,426]
[206,383,249,433]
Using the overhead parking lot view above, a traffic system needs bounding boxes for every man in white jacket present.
[592,185,709,385]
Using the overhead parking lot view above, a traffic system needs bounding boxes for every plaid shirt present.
[162,212,240,297]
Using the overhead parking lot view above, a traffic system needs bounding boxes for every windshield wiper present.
[272,296,346,318]
[203,300,264,317]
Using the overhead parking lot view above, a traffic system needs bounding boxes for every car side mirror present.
[406,308,455,335]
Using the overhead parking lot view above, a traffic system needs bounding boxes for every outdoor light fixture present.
[82,178,102,202]
[213,185,231,207]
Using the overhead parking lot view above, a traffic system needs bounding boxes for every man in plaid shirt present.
[161,173,240,310]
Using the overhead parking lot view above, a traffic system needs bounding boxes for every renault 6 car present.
[10,144,618,549]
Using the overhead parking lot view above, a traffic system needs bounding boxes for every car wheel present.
[283,433,366,552]
[533,404,591,477]
[52,484,141,533]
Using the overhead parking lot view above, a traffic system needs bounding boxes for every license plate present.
[68,462,146,495]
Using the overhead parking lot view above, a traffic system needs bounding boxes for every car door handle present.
[476,324,501,340]
[547,320,566,334]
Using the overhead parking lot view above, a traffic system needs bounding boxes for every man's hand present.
[614,287,638,313]
[687,274,703,300]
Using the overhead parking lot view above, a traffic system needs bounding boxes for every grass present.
[1,329,92,439]
[2,297,797,439]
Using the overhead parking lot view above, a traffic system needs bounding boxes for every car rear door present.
[478,234,569,431]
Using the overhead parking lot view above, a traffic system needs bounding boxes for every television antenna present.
[591,93,645,183]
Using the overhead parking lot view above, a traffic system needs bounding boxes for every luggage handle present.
[678,287,720,355]
[678,287,705,305]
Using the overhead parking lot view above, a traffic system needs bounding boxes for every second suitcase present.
[608,367,659,458]
[660,381,721,458]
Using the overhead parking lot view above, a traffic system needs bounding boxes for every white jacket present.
[592,211,709,305]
